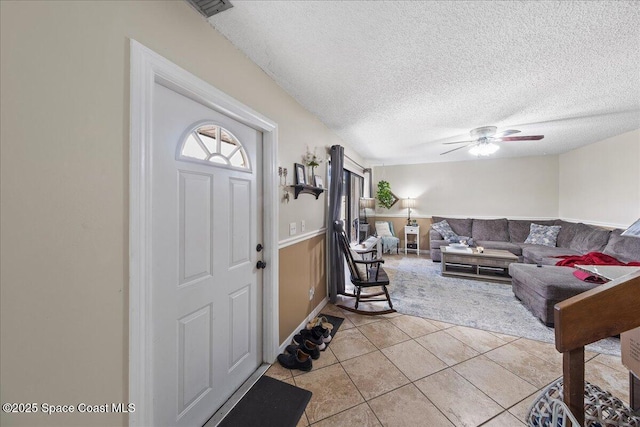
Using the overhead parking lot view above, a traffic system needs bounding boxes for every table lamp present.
[359,198,375,223]
[400,198,416,226]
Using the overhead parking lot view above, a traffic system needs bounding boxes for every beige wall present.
[559,129,640,228]
[372,132,640,232]
[0,2,349,426]
[278,235,327,343]
[372,155,560,220]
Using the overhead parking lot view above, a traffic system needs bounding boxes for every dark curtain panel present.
[328,145,345,302]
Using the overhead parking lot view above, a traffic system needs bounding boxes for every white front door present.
[150,82,263,427]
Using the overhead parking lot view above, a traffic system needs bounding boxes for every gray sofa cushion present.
[510,264,599,325]
[429,238,448,262]
[472,218,509,241]
[603,229,640,263]
[430,239,450,250]
[554,220,580,248]
[568,223,611,253]
[510,264,598,301]
[508,219,556,243]
[521,244,581,265]
[432,217,472,237]
[475,240,523,256]
[539,256,565,266]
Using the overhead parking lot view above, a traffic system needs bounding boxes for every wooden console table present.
[441,246,519,283]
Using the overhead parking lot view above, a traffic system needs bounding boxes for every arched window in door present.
[178,123,250,171]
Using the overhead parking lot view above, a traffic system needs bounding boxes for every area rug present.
[218,375,312,427]
[386,257,620,356]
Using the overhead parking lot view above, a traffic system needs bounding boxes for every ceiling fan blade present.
[493,129,521,138]
[498,135,544,141]
[441,143,474,155]
[442,140,474,145]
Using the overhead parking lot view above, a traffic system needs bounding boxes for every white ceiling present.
[209,1,640,165]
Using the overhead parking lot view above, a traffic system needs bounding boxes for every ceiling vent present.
[186,0,233,18]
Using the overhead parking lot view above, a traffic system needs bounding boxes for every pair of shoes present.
[293,328,327,351]
[307,316,334,332]
[285,339,320,360]
[277,348,312,371]
[306,316,333,343]
[311,325,332,344]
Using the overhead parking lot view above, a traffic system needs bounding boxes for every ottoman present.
[509,264,599,326]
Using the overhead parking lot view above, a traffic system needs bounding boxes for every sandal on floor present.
[306,316,334,332]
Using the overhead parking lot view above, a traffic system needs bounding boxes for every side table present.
[404,225,420,255]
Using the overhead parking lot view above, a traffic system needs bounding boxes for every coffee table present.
[441,246,519,283]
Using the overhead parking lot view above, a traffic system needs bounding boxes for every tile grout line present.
[304,303,626,425]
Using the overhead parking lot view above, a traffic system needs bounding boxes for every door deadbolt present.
[256,244,263,252]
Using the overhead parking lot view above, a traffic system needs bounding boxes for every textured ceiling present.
[209,1,640,164]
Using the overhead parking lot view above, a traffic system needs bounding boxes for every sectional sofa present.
[429,217,640,325]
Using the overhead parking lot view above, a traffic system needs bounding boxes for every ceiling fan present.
[440,126,544,156]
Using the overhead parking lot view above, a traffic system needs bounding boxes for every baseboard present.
[279,297,329,353]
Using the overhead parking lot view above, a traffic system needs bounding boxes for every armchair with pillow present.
[375,221,400,254]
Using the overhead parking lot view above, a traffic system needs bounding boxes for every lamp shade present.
[400,198,416,209]
[359,198,375,209]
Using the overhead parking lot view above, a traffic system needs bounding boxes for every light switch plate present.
[289,222,297,235]
[301,220,306,232]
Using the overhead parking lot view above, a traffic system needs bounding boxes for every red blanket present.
[555,251,640,267]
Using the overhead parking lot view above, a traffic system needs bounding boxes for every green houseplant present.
[376,180,397,209]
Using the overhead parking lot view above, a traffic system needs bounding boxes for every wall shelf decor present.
[289,184,324,199]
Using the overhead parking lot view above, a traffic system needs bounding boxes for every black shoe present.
[286,339,320,360]
[277,349,312,371]
[311,324,332,343]
[293,328,326,350]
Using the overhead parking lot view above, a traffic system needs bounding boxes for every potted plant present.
[303,147,322,180]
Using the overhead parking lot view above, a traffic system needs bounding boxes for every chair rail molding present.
[279,227,327,249]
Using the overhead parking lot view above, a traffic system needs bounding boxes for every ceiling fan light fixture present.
[469,142,500,156]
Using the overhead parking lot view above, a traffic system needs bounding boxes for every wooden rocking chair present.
[334,221,396,315]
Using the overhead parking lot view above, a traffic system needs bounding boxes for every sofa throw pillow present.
[375,221,393,237]
[432,220,457,240]
[524,223,562,247]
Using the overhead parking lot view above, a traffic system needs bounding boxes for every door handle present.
[256,260,267,269]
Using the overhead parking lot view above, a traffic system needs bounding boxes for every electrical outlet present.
[309,288,315,301]
[289,222,297,235]
[301,220,306,232]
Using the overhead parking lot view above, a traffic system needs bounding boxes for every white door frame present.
[128,40,279,427]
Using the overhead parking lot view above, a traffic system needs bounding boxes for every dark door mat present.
[318,313,344,346]
[218,375,312,427]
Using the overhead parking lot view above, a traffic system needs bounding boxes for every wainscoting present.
[279,233,327,343]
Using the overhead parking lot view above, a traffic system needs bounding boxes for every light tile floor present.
[265,303,630,427]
